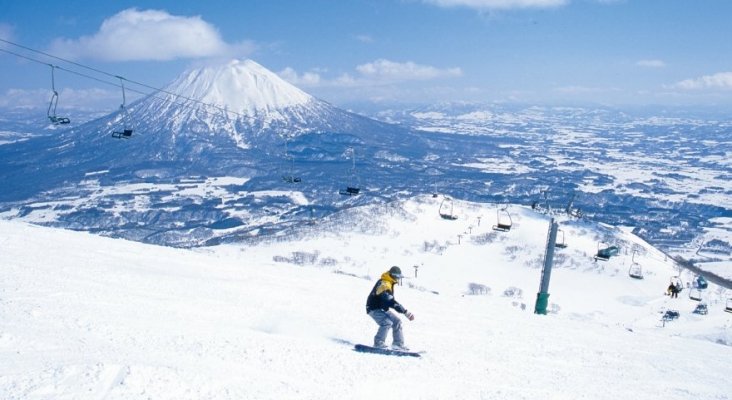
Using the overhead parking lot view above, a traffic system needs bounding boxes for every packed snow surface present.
[2,196,731,399]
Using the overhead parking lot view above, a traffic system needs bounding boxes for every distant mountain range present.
[0,59,730,260]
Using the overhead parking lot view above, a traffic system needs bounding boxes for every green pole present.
[535,292,550,315]
[535,219,558,315]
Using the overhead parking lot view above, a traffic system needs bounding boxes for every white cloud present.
[47,8,253,61]
[636,59,666,68]
[421,0,568,10]
[278,67,322,87]
[673,72,732,90]
[279,60,462,89]
[0,87,126,110]
[356,59,463,81]
[0,88,48,109]
[333,74,359,87]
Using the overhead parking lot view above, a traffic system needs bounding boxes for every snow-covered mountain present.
[132,59,396,147]
[2,195,731,399]
[170,59,315,114]
[0,59,424,203]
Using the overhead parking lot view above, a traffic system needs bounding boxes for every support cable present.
[0,38,245,118]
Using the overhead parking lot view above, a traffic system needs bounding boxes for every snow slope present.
[168,59,314,114]
[2,196,731,399]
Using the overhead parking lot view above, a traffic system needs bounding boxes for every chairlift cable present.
[2,38,184,103]
[0,47,171,107]
[0,38,230,113]
[0,39,245,118]
[0,48,237,121]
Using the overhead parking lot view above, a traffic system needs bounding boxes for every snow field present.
[1,195,731,399]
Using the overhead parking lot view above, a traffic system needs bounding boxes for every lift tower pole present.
[535,218,558,315]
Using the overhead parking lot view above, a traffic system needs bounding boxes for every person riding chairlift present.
[667,282,679,298]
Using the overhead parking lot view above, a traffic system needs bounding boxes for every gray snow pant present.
[368,309,404,347]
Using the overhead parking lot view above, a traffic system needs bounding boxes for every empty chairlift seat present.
[492,208,512,231]
[628,263,643,279]
[281,140,301,183]
[628,250,643,279]
[439,197,458,220]
[555,229,568,249]
[595,245,619,261]
[339,147,360,196]
[47,65,71,125]
[693,303,708,315]
[112,128,133,139]
[688,288,703,301]
[662,310,680,321]
[339,186,360,196]
[111,77,133,139]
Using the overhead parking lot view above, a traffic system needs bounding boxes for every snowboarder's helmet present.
[389,266,402,279]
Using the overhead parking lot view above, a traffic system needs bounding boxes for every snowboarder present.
[365,266,414,351]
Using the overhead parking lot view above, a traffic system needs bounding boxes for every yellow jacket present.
[366,272,406,313]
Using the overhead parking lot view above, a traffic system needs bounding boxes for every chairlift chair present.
[339,185,360,196]
[339,147,360,195]
[725,299,732,313]
[555,229,568,249]
[628,250,643,279]
[47,65,70,125]
[281,140,301,183]
[111,77,134,139]
[532,190,549,213]
[594,243,619,261]
[111,128,133,139]
[439,197,458,220]
[694,275,708,290]
[492,207,512,231]
[282,162,301,183]
[688,288,703,302]
[628,263,643,279]
[339,186,360,196]
[669,276,684,294]
[662,309,680,321]
[693,303,708,315]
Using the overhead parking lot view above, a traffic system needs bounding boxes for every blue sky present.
[1,0,731,110]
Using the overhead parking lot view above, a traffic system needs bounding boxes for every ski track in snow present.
[1,196,731,399]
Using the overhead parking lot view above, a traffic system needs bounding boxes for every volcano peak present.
[166,59,314,115]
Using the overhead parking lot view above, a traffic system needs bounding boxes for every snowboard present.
[354,344,422,358]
